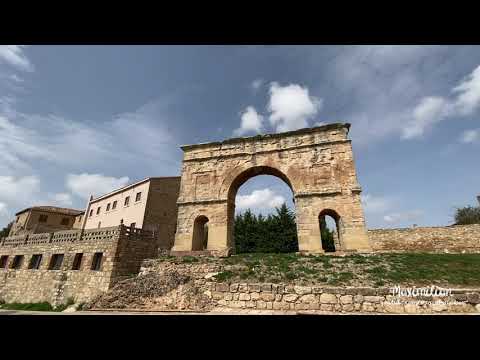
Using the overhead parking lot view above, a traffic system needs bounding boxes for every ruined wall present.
[173,123,370,254]
[368,224,480,253]
[0,225,158,305]
[139,259,480,313]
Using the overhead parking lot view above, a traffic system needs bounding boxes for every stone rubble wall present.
[368,224,480,253]
[139,259,480,313]
[207,283,480,313]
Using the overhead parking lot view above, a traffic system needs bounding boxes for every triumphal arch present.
[171,123,371,255]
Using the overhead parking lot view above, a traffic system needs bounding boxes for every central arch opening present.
[227,166,298,254]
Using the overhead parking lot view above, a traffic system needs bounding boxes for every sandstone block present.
[249,284,261,293]
[230,284,239,293]
[239,293,250,301]
[261,284,272,292]
[320,293,337,304]
[261,293,275,302]
[340,295,353,304]
[284,294,298,302]
[383,302,404,313]
[364,296,383,303]
[216,283,229,292]
[300,294,317,304]
[250,292,260,300]
[362,302,375,312]
[294,286,312,295]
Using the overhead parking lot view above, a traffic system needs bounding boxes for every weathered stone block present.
[364,296,383,303]
[320,293,337,304]
[216,283,229,292]
[284,294,298,302]
[261,284,272,292]
[294,286,312,295]
[239,293,250,301]
[230,284,239,293]
[261,293,275,302]
[249,284,261,293]
[300,294,317,303]
[340,295,353,304]
[250,292,260,300]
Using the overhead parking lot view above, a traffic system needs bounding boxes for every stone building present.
[9,206,85,237]
[82,177,181,250]
[0,224,156,305]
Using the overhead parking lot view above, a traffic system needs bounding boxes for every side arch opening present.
[318,209,342,252]
[192,215,209,251]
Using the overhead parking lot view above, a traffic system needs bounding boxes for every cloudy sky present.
[0,45,479,230]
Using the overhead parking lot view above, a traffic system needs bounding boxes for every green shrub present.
[454,206,480,225]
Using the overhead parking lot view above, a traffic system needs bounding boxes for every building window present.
[112,200,117,210]
[72,253,83,270]
[28,254,42,270]
[77,215,82,223]
[38,214,48,223]
[106,203,111,211]
[130,222,136,229]
[48,254,64,270]
[61,217,70,226]
[98,221,101,229]
[124,196,130,206]
[91,252,103,271]
[0,255,8,269]
[96,207,101,215]
[89,209,93,217]
[15,217,19,223]
[135,192,142,202]
[11,255,24,269]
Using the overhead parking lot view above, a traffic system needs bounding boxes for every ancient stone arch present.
[171,123,371,255]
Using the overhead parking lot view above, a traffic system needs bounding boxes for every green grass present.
[0,297,76,312]
[164,252,480,288]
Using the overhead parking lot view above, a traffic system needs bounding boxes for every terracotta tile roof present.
[15,206,84,217]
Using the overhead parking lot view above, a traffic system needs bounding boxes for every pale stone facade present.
[9,206,84,237]
[172,123,371,254]
[83,177,181,249]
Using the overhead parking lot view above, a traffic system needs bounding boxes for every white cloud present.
[251,79,264,91]
[460,129,480,143]
[361,194,392,214]
[452,64,480,116]
[313,121,326,127]
[267,82,323,132]
[49,193,73,207]
[66,173,130,199]
[236,188,285,210]
[0,46,33,72]
[0,175,40,204]
[383,210,424,224]
[402,96,452,139]
[233,106,264,136]
[402,64,480,140]
[0,202,7,216]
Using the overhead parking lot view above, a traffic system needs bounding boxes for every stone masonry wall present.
[139,259,480,313]
[0,225,157,306]
[368,224,480,253]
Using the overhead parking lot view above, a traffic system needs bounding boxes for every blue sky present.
[0,45,479,230]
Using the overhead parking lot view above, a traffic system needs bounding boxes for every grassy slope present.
[166,253,480,288]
